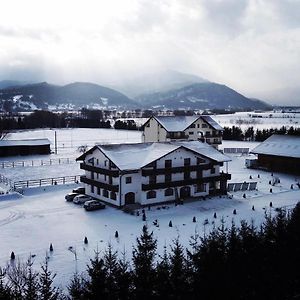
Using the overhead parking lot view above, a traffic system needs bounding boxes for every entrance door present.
[125,192,135,205]
[180,186,191,198]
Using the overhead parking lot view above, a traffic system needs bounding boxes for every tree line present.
[1,203,300,299]
[0,110,139,133]
[223,125,300,141]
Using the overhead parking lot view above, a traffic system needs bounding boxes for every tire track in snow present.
[0,210,25,226]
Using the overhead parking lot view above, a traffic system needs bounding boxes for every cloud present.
[0,0,299,104]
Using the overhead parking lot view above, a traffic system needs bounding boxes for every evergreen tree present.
[68,273,86,300]
[23,258,39,300]
[39,258,60,300]
[0,267,12,300]
[132,225,157,299]
[84,251,107,299]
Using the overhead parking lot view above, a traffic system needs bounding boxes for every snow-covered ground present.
[0,146,299,289]
[215,111,300,131]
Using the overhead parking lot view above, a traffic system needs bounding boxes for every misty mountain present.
[0,82,136,111]
[114,70,207,98]
[0,80,32,89]
[137,82,271,110]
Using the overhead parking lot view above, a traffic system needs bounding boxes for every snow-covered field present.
[0,148,299,289]
[0,126,299,289]
[215,111,300,131]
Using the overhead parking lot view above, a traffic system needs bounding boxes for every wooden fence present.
[13,175,81,190]
[0,157,77,169]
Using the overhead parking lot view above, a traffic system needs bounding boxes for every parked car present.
[65,192,79,202]
[73,194,92,204]
[72,187,85,194]
[84,200,106,211]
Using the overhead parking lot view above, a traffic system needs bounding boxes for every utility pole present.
[54,131,57,154]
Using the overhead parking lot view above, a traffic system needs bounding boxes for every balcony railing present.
[80,176,119,192]
[80,163,119,177]
[142,163,215,176]
[166,132,189,140]
[141,173,231,191]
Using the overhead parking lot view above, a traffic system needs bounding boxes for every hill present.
[0,82,136,111]
[136,82,271,110]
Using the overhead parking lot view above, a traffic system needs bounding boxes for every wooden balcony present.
[141,173,231,191]
[80,163,119,177]
[141,163,215,176]
[80,176,119,192]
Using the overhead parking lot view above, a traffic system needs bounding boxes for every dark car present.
[72,187,85,194]
[65,192,79,202]
[84,200,106,211]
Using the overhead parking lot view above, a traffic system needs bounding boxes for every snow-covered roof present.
[0,138,51,147]
[154,115,199,132]
[251,135,300,159]
[174,141,231,163]
[78,141,231,171]
[98,142,179,170]
[201,115,224,130]
[152,115,223,132]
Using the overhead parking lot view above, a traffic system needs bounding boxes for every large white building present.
[142,115,223,148]
[77,141,231,207]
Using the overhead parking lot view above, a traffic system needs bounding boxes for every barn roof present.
[0,138,51,147]
[77,141,230,171]
[251,135,300,159]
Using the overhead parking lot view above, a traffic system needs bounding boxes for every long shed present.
[251,135,300,174]
[0,139,51,157]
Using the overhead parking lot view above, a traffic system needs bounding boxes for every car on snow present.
[84,200,106,211]
[72,187,85,194]
[73,194,93,204]
[65,192,79,202]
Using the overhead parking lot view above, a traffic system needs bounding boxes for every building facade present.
[142,115,223,148]
[77,141,231,207]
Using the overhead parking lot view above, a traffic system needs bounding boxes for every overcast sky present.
[0,0,300,104]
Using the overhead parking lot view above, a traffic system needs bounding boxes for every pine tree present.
[103,243,119,299]
[23,258,39,300]
[68,273,86,300]
[115,251,132,300]
[169,237,189,299]
[84,251,107,299]
[154,247,171,298]
[39,258,60,300]
[0,267,12,300]
[132,225,157,299]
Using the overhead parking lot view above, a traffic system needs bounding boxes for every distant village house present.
[142,115,223,148]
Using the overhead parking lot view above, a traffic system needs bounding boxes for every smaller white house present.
[76,141,231,207]
[142,115,223,148]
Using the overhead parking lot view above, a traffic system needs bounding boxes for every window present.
[96,159,99,165]
[91,185,94,193]
[103,190,109,197]
[149,175,156,184]
[146,123,150,127]
[126,177,132,184]
[184,158,191,166]
[97,187,100,195]
[195,184,205,193]
[197,170,202,178]
[184,171,190,180]
[202,124,208,128]
[109,176,113,185]
[104,175,107,181]
[104,160,108,167]
[211,167,216,174]
[165,159,172,168]
[197,157,205,164]
[91,172,94,180]
[147,190,156,199]
[197,124,200,128]
[189,132,193,135]
[165,173,172,182]
[110,191,116,200]
[165,188,173,196]
[190,124,195,128]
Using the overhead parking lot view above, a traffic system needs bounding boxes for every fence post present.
[40,179,42,186]
[63,177,65,184]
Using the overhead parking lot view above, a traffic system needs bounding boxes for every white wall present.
[143,117,168,142]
